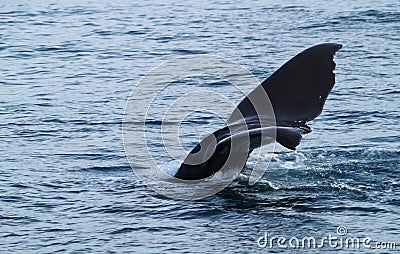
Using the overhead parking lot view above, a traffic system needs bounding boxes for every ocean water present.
[1,0,399,253]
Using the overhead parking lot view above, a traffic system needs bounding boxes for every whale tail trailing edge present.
[233,43,342,126]
[263,43,342,125]
[175,43,342,180]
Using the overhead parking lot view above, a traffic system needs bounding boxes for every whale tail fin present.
[264,43,343,125]
[231,43,342,127]
[276,127,307,150]
[175,43,342,180]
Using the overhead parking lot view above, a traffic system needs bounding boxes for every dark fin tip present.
[276,128,306,150]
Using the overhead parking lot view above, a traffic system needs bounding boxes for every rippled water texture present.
[1,0,399,253]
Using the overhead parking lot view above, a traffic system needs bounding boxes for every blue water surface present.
[1,0,399,253]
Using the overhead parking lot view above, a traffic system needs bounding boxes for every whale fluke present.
[175,43,342,180]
